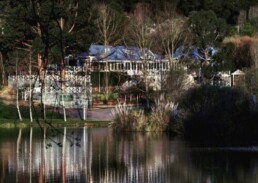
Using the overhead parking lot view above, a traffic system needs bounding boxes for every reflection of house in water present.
[5,128,94,182]
[1,128,180,183]
[4,128,258,182]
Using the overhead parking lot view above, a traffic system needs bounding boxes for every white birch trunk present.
[62,127,67,182]
[29,52,33,122]
[0,52,5,85]
[16,56,22,121]
[29,127,33,183]
[43,84,46,120]
[16,128,22,183]
[83,104,86,120]
[62,94,66,122]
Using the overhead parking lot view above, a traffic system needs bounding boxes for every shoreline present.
[0,106,114,128]
[0,120,110,128]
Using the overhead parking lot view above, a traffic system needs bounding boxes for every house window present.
[118,63,124,70]
[163,63,166,70]
[125,63,130,70]
[137,63,142,70]
[156,63,160,70]
[100,63,105,70]
[149,63,153,70]
[132,63,136,70]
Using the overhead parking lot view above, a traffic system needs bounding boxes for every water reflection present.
[0,128,258,182]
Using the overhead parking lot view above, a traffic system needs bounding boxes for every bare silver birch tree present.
[15,53,22,121]
[126,19,154,109]
[17,45,34,122]
[95,3,126,98]
[156,3,187,65]
[0,52,5,85]
[154,6,190,100]
[29,52,33,122]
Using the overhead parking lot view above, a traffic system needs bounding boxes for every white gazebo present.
[231,69,245,87]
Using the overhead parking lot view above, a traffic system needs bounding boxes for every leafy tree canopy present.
[0,0,97,58]
[177,0,256,24]
[185,10,229,74]
[188,10,228,52]
[213,43,236,72]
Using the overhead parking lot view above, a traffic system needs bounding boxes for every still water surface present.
[0,127,258,183]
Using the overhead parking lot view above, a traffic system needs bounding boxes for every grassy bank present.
[0,119,110,128]
[0,97,110,128]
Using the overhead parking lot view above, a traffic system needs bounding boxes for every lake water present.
[1,127,258,183]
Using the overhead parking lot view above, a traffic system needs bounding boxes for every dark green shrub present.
[178,85,253,140]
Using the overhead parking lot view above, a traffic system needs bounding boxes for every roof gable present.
[89,44,161,61]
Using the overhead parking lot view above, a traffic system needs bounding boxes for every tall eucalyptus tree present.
[0,0,97,120]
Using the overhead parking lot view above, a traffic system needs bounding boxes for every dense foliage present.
[110,100,179,132]
[0,0,97,79]
[0,0,258,76]
[188,10,228,63]
[1,0,258,139]
[178,85,258,140]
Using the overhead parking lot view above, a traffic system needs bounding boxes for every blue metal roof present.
[173,47,185,60]
[77,52,88,59]
[173,46,217,61]
[88,44,161,61]
[76,45,217,62]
